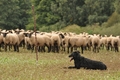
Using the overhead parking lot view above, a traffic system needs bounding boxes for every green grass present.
[0,49,120,80]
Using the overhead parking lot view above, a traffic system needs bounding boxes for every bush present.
[60,24,82,34]
[106,12,120,27]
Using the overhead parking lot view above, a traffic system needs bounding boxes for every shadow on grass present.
[63,66,76,69]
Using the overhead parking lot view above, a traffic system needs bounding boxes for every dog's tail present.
[104,65,107,70]
[102,64,107,70]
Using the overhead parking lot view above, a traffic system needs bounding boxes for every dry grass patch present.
[0,50,120,80]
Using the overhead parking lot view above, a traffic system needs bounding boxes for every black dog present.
[68,51,107,70]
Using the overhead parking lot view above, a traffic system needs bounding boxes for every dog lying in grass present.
[68,51,107,70]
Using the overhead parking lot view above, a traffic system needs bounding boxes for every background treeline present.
[0,0,120,33]
[0,0,31,29]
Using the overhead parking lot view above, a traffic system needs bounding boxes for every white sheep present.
[91,35,100,53]
[51,33,64,53]
[2,32,20,52]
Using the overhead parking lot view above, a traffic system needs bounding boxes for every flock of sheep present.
[0,29,120,53]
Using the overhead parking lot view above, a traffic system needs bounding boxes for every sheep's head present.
[2,32,8,37]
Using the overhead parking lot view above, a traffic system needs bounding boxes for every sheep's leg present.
[115,46,119,52]
[97,47,99,53]
[47,45,51,53]
[48,44,51,53]
[92,46,95,52]
[41,46,45,52]
[38,46,41,52]
[4,44,7,51]
[31,45,34,52]
[67,46,70,53]
[0,44,1,51]
[27,44,31,50]
[57,46,59,53]
[81,46,84,54]
[45,44,51,53]
[13,44,17,51]
[17,45,19,52]
[71,47,73,52]
[9,44,12,51]
[63,46,65,52]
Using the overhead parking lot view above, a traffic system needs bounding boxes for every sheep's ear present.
[24,33,28,37]
[59,34,64,38]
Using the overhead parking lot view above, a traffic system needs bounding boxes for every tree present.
[32,0,116,29]
[83,0,115,25]
[114,0,120,14]
[34,0,60,26]
[0,0,31,29]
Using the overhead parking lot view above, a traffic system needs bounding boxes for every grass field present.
[0,49,120,80]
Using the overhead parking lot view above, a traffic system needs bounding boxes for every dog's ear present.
[73,51,80,57]
[76,51,80,53]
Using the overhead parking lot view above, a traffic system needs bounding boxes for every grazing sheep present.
[68,51,107,70]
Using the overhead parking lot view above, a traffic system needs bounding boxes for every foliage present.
[32,0,115,29]
[60,24,81,34]
[106,12,120,27]
[99,23,120,36]
[0,0,31,29]
[114,0,120,14]
[0,0,120,30]
[60,23,120,36]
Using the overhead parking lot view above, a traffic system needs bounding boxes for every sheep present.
[91,35,100,53]
[25,32,44,52]
[24,32,52,53]
[68,36,87,54]
[61,33,71,52]
[82,35,92,51]
[2,32,20,52]
[24,36,31,50]
[41,35,52,52]
[106,35,113,51]
[111,36,120,52]
[17,31,25,48]
[2,32,11,51]
[99,35,107,50]
[51,33,64,53]
[0,32,4,51]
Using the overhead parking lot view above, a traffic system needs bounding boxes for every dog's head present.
[69,50,80,62]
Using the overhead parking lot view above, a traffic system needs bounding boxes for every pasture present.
[0,48,120,80]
